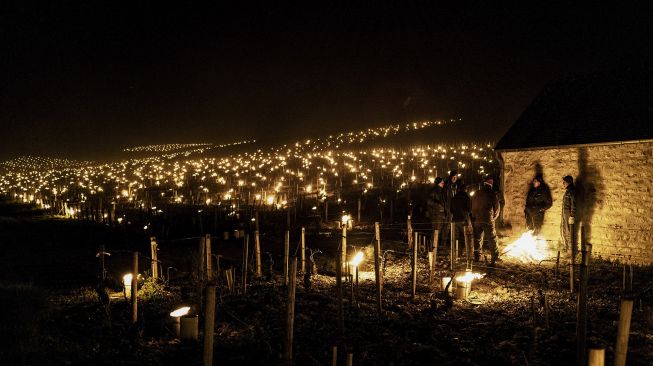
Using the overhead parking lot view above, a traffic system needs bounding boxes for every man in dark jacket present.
[440,171,459,247]
[561,175,577,251]
[450,183,472,257]
[471,175,500,265]
[524,174,553,235]
[427,177,446,249]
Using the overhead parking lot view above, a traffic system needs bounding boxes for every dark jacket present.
[471,183,500,223]
[451,190,471,222]
[525,184,553,214]
[443,180,458,219]
[427,186,446,223]
[562,184,576,218]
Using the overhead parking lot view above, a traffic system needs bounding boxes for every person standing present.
[524,174,553,235]
[440,171,459,247]
[427,177,446,251]
[471,174,500,265]
[450,183,472,257]
[561,175,577,251]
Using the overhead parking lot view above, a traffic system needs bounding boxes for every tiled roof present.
[495,67,653,151]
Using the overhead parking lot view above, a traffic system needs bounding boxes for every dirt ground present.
[1,213,652,365]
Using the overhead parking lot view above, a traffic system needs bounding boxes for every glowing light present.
[455,270,484,284]
[503,231,547,263]
[351,252,364,267]
[170,306,191,317]
[341,214,350,224]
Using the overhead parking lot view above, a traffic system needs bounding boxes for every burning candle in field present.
[170,306,191,338]
[123,273,133,298]
[455,271,484,300]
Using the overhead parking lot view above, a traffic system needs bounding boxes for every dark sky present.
[2,3,651,160]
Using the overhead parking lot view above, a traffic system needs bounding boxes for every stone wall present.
[499,141,653,264]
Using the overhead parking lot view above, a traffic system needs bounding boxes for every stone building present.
[495,68,653,264]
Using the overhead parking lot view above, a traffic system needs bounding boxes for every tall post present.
[588,348,605,366]
[301,227,306,273]
[411,231,418,299]
[357,198,361,223]
[342,220,347,274]
[284,258,298,362]
[284,230,290,286]
[255,229,262,277]
[242,234,249,294]
[615,297,634,366]
[203,285,216,366]
[450,222,455,271]
[131,251,138,324]
[569,221,576,293]
[199,236,206,280]
[407,215,413,250]
[150,237,158,280]
[433,229,439,259]
[577,224,590,366]
[336,233,344,335]
[374,222,383,314]
[205,234,212,281]
[324,200,329,223]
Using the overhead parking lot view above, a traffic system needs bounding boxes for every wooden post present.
[614,297,634,366]
[336,235,344,335]
[324,200,329,222]
[284,258,297,362]
[205,234,212,281]
[346,353,353,366]
[342,221,347,275]
[203,285,216,366]
[284,230,290,286]
[131,251,138,324]
[407,215,412,250]
[374,222,383,314]
[569,221,576,293]
[433,229,439,259]
[450,222,455,270]
[577,224,590,366]
[150,237,158,280]
[255,230,262,277]
[588,348,605,366]
[332,346,338,366]
[411,231,418,299]
[199,236,206,280]
[301,227,306,273]
[357,198,361,223]
[242,234,249,294]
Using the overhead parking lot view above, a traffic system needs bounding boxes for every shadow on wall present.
[575,147,604,241]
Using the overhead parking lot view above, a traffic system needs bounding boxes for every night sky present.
[2,3,651,160]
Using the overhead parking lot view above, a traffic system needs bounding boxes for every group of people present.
[426,171,501,266]
[426,171,578,267]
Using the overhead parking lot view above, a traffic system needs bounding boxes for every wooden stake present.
[255,230,262,277]
[588,348,605,366]
[336,237,344,335]
[284,230,290,286]
[374,222,383,314]
[342,222,347,275]
[205,234,212,281]
[346,353,353,366]
[615,297,634,366]
[242,234,249,294]
[433,229,439,259]
[450,222,455,271]
[407,215,412,250]
[199,236,206,280]
[301,227,306,273]
[357,198,361,223]
[577,225,590,366]
[332,346,338,366]
[131,251,138,324]
[411,231,418,299]
[203,285,216,366]
[284,258,297,362]
[150,237,158,280]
